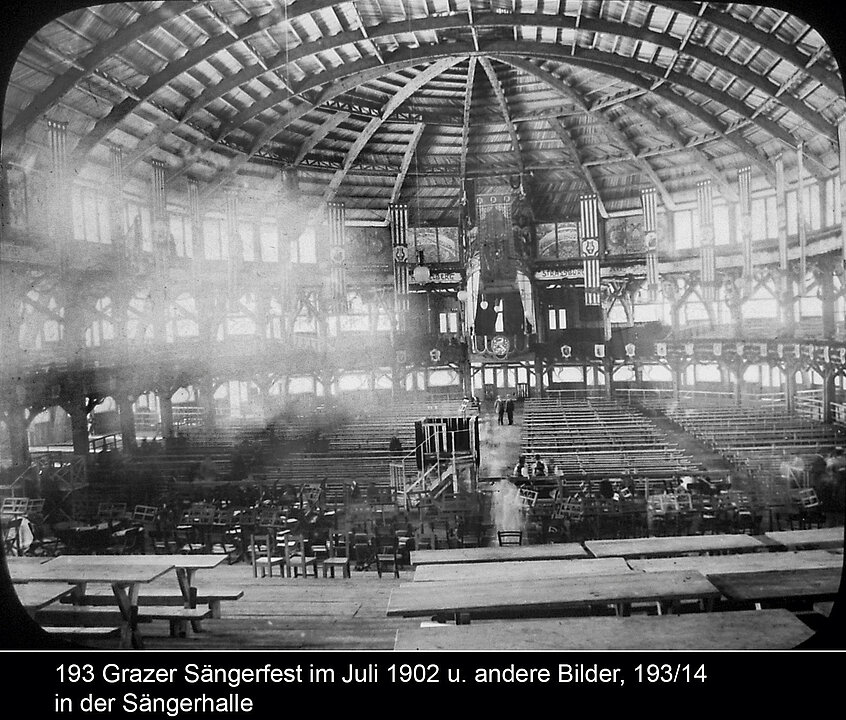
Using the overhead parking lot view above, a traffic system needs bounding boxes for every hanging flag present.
[738,166,753,285]
[697,180,716,301]
[328,202,347,311]
[579,193,601,306]
[640,187,659,301]
[389,203,409,329]
[797,143,807,295]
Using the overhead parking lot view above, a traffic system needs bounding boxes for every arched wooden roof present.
[2,0,844,223]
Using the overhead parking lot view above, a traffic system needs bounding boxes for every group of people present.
[494,395,516,426]
[513,453,547,479]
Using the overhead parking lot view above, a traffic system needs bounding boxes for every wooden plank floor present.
[25,563,422,650]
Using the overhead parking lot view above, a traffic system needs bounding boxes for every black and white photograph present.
[1,0,845,657]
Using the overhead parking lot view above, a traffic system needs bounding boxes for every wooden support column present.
[819,261,836,340]
[822,368,836,424]
[158,391,174,439]
[784,363,797,414]
[5,405,32,469]
[733,361,744,407]
[534,356,545,398]
[117,392,138,453]
[197,378,217,430]
[775,154,795,335]
[604,360,614,399]
[63,391,90,458]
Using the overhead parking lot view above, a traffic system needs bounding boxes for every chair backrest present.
[497,530,522,546]
[131,505,158,523]
[1,497,29,520]
[327,532,350,559]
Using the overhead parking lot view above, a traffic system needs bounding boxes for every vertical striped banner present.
[579,193,601,306]
[697,179,716,300]
[775,153,788,272]
[109,145,125,247]
[47,119,68,246]
[839,119,846,264]
[48,119,67,185]
[797,143,807,295]
[151,160,166,218]
[224,188,239,262]
[328,201,347,310]
[390,203,410,329]
[640,187,659,301]
[224,189,239,291]
[188,178,201,260]
[151,160,169,269]
[738,166,753,284]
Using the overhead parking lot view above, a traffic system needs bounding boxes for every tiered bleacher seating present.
[650,402,843,527]
[522,398,698,484]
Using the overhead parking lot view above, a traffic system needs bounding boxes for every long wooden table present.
[585,534,766,559]
[13,582,75,615]
[8,559,174,649]
[707,567,843,605]
[387,570,721,623]
[393,609,814,650]
[760,527,844,550]
[413,557,631,583]
[45,554,228,632]
[628,550,843,575]
[410,543,588,566]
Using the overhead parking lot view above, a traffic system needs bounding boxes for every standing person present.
[494,395,505,425]
[505,395,515,425]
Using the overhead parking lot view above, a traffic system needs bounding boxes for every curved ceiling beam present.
[69,0,350,165]
[652,1,842,93]
[71,11,838,168]
[547,117,609,217]
[479,57,524,173]
[504,56,778,188]
[388,122,425,207]
[2,1,196,152]
[626,98,739,203]
[292,110,350,165]
[485,42,836,158]
[198,56,462,201]
[459,56,477,186]
[158,37,831,195]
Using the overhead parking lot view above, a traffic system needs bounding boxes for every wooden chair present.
[352,533,376,570]
[249,531,285,578]
[375,538,401,579]
[322,533,351,579]
[497,530,522,546]
[283,535,319,578]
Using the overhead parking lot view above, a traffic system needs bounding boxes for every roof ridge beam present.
[479,57,524,173]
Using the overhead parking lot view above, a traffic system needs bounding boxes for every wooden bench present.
[60,588,244,619]
[36,605,213,638]
[393,608,815,649]
[43,626,123,641]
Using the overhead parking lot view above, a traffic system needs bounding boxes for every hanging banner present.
[579,193,601,306]
[697,179,716,301]
[640,187,659,300]
[389,203,409,329]
[738,166,753,284]
[328,201,347,310]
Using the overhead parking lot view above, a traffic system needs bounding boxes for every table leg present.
[112,583,142,650]
[176,568,202,634]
